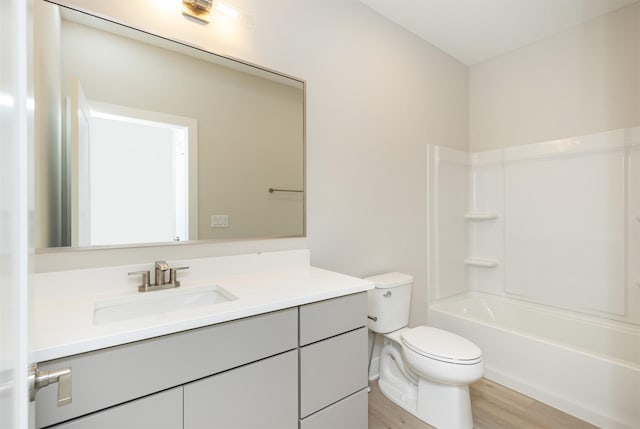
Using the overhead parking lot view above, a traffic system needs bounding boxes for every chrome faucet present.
[128,261,190,292]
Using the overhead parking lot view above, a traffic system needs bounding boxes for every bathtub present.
[429,292,640,429]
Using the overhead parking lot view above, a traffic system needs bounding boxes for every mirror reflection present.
[34,1,305,249]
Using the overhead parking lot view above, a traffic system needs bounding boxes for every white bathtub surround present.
[427,127,640,428]
[32,249,374,362]
[428,145,470,302]
[429,127,640,323]
[430,293,640,428]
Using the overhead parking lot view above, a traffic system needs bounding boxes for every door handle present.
[29,363,72,406]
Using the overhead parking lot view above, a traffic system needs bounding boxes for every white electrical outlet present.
[211,214,229,228]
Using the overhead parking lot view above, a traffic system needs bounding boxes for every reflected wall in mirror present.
[33,0,305,249]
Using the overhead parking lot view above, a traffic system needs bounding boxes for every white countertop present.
[33,262,373,362]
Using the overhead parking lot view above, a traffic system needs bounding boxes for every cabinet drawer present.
[184,350,298,429]
[300,388,368,429]
[300,327,368,417]
[299,292,366,346]
[36,308,297,428]
[51,387,182,429]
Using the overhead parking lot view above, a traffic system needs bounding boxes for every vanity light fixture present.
[182,0,240,24]
[182,0,214,24]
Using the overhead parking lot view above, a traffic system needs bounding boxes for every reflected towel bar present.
[269,188,303,193]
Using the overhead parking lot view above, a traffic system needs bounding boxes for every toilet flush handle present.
[383,290,392,297]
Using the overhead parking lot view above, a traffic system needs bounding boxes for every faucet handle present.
[128,270,151,292]
[169,266,190,287]
[155,260,169,270]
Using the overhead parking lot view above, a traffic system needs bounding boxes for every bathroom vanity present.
[32,250,372,429]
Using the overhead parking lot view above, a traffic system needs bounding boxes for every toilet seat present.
[401,326,482,365]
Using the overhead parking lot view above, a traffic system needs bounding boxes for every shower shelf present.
[464,212,498,220]
[464,258,499,268]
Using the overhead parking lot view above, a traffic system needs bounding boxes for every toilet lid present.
[401,326,482,365]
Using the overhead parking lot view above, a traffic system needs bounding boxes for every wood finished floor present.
[368,378,600,429]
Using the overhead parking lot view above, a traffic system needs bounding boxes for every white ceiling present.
[360,0,638,65]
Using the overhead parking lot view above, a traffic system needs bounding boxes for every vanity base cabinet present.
[49,387,182,429]
[184,350,298,429]
[36,293,370,429]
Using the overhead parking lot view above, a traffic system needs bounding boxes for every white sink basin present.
[93,285,237,325]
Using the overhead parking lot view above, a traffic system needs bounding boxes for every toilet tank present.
[365,272,413,334]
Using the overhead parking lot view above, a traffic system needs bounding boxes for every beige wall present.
[470,3,640,151]
[35,0,470,327]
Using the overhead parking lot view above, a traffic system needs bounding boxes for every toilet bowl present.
[366,272,483,429]
[402,326,483,385]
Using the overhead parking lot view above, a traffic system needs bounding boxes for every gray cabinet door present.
[299,327,368,418]
[184,350,298,429]
[300,388,368,429]
[51,387,182,429]
[299,293,367,346]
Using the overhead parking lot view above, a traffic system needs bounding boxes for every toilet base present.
[378,343,418,414]
[378,339,476,429]
[378,377,418,415]
[416,377,473,429]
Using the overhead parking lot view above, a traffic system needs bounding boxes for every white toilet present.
[366,272,483,429]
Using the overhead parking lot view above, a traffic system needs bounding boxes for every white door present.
[88,110,186,245]
[84,102,198,246]
[0,0,31,427]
